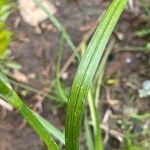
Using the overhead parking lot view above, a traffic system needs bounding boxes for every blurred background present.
[0,0,150,150]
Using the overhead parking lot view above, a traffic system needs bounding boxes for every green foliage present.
[0,0,128,150]
[34,112,65,145]
[65,0,128,149]
[54,36,68,103]
[135,28,150,37]
[0,71,60,150]
[84,111,94,150]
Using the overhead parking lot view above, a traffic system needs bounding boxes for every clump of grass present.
[0,0,128,150]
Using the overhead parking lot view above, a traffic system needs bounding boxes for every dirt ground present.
[0,0,150,150]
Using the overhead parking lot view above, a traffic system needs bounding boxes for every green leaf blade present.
[34,113,65,145]
[19,103,59,150]
[0,71,59,150]
[65,0,128,149]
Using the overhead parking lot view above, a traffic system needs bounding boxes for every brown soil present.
[0,0,150,150]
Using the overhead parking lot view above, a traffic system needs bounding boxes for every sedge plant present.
[0,0,128,150]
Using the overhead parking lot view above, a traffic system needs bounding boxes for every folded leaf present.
[65,0,128,149]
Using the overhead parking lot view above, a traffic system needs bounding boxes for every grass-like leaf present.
[0,71,59,150]
[135,28,150,37]
[88,90,103,150]
[84,111,94,150]
[65,0,128,149]
[34,112,65,145]
[55,36,68,103]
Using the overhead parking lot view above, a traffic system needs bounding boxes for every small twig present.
[128,0,134,10]
[102,109,112,145]
[101,124,123,142]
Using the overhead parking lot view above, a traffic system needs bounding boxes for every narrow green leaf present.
[91,39,115,150]
[34,112,65,145]
[80,40,103,149]
[55,36,68,103]
[5,61,22,70]
[0,71,59,150]
[84,111,94,150]
[130,113,150,120]
[135,28,150,37]
[19,103,59,150]
[95,39,115,106]
[65,0,128,149]
[88,90,103,150]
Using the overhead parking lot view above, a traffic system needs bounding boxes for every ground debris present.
[18,0,57,27]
